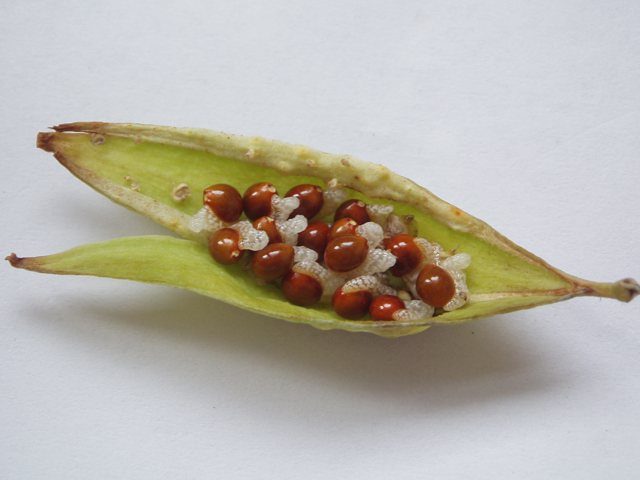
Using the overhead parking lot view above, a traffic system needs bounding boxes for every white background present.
[1,1,639,478]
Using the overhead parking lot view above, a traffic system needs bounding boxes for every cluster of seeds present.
[189,181,470,321]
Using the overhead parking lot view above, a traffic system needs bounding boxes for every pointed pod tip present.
[6,253,23,268]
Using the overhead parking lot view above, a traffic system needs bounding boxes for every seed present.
[252,216,283,244]
[208,228,244,265]
[297,221,330,262]
[324,235,368,272]
[243,182,277,221]
[251,243,295,282]
[416,264,456,308]
[385,234,422,277]
[332,287,373,320]
[327,218,358,242]
[285,184,324,219]
[281,271,323,306]
[369,295,405,321]
[203,184,243,223]
[334,199,371,225]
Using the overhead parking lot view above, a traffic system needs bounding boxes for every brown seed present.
[297,221,330,262]
[385,234,422,277]
[208,228,244,265]
[251,243,295,282]
[332,287,373,320]
[203,184,243,223]
[327,218,358,242]
[286,184,324,219]
[334,199,370,225]
[369,295,405,321]
[252,216,282,244]
[243,182,277,221]
[416,264,456,308]
[324,235,368,273]
[281,271,323,306]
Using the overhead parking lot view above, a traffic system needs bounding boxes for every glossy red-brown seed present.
[252,216,282,245]
[208,228,244,265]
[369,295,405,321]
[286,184,324,219]
[334,199,370,225]
[416,264,456,308]
[327,218,358,242]
[324,235,368,272]
[281,271,323,306]
[243,182,277,221]
[203,184,243,223]
[385,234,422,277]
[251,243,295,282]
[297,221,330,262]
[332,287,373,320]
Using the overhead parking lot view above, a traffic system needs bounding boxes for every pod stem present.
[576,277,640,303]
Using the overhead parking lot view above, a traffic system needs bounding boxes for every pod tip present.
[614,278,640,303]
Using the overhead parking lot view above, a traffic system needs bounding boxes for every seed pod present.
[15,122,637,338]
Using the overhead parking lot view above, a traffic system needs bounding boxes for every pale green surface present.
[51,132,570,294]
[21,236,564,336]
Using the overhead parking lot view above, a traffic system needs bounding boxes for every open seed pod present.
[7,122,638,337]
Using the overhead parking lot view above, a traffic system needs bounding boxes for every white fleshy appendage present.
[293,261,345,296]
[232,220,269,251]
[441,253,472,311]
[355,222,384,249]
[189,206,225,233]
[271,195,300,222]
[293,246,319,263]
[277,214,308,245]
[331,248,397,279]
[365,203,394,226]
[314,187,348,220]
[392,300,435,321]
[342,275,397,297]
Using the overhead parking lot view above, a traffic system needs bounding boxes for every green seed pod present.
[6,122,639,338]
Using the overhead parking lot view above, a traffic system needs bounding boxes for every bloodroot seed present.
[243,182,277,221]
[286,184,324,219]
[253,216,283,244]
[251,243,295,282]
[416,264,456,308]
[203,184,243,223]
[324,235,369,273]
[332,287,373,320]
[386,234,422,277]
[281,271,323,306]
[327,218,358,242]
[208,228,244,265]
[297,221,330,262]
[334,199,371,225]
[369,295,405,321]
